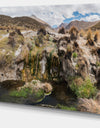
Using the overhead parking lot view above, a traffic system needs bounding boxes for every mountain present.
[31,15,51,28]
[65,20,99,30]
[91,21,100,30]
[59,23,68,28]
[0,15,50,30]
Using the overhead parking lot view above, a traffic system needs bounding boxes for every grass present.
[70,77,97,98]
[0,37,9,49]
[72,52,78,58]
[0,30,8,35]
[87,29,92,40]
[56,104,77,111]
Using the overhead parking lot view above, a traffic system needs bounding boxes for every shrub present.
[70,77,97,98]
[45,34,50,41]
[69,26,78,40]
[87,29,92,40]
[96,61,100,67]
[37,27,46,35]
[86,39,95,46]
[35,33,44,46]
[72,52,77,58]
[38,33,44,44]
[79,29,85,37]
[94,32,98,43]
[15,29,23,36]
[58,27,65,34]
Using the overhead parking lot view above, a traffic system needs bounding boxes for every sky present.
[0,4,100,28]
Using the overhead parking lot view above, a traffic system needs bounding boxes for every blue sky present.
[0,4,100,28]
[63,11,100,24]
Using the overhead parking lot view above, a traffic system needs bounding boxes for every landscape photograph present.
[0,4,100,114]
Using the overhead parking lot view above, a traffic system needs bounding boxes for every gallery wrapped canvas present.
[0,4,100,114]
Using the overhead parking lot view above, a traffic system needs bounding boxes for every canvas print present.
[0,4,100,114]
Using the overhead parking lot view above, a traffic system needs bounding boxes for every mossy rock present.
[9,88,45,103]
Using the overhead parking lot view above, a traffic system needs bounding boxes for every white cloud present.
[80,15,100,22]
[0,4,100,26]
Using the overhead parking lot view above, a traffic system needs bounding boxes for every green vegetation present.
[75,64,79,70]
[96,61,100,67]
[9,87,44,100]
[70,77,97,98]
[9,88,33,98]
[35,89,44,98]
[32,80,37,85]
[45,34,50,41]
[56,104,77,111]
[72,52,78,58]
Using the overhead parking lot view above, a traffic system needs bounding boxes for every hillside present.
[65,20,99,30]
[0,15,50,30]
[31,15,50,28]
[91,21,100,30]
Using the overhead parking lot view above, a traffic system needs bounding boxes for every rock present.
[96,67,100,85]
[0,31,26,83]
[18,80,53,94]
[78,98,100,114]
[78,92,100,114]
[7,80,53,104]
[77,56,89,79]
[42,82,53,93]
[15,44,29,64]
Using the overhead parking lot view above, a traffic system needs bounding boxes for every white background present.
[0,0,100,128]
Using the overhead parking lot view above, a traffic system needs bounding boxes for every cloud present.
[0,4,100,27]
[80,14,100,22]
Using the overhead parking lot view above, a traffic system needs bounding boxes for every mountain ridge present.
[0,15,51,30]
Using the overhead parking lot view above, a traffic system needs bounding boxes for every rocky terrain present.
[0,16,100,114]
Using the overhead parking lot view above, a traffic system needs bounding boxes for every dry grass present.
[87,29,92,40]
[69,26,78,40]
[58,27,65,34]
[78,98,100,114]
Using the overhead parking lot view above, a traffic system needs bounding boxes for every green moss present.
[72,52,78,58]
[34,89,44,99]
[9,88,33,98]
[56,104,77,111]
[70,77,97,98]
